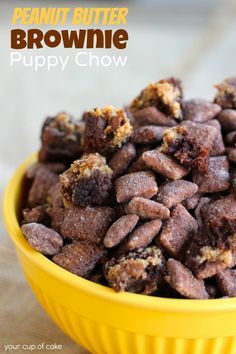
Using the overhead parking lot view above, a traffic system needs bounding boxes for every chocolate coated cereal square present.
[217,110,236,132]
[131,106,177,127]
[115,171,158,203]
[103,214,139,248]
[201,195,236,237]
[182,98,221,123]
[216,268,236,297]
[142,149,189,180]
[27,167,58,208]
[61,206,115,244]
[21,222,63,256]
[165,259,209,299]
[159,204,198,257]
[60,153,113,207]
[214,77,236,109]
[108,143,136,178]
[125,197,170,220]
[52,241,104,277]
[192,156,230,193]
[121,219,162,251]
[155,180,198,209]
[83,106,133,154]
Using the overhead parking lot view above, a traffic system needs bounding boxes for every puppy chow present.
[20,77,236,298]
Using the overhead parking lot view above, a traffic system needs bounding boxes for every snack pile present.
[21,77,236,299]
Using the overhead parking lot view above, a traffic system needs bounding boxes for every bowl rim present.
[3,153,236,313]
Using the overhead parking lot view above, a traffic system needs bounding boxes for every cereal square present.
[131,106,177,127]
[201,195,236,237]
[165,259,209,299]
[192,156,230,193]
[115,171,158,203]
[108,143,136,178]
[83,106,132,154]
[142,149,189,180]
[52,241,104,277]
[155,180,198,209]
[125,197,170,220]
[61,206,115,244]
[216,269,236,297]
[159,204,198,257]
[182,98,221,123]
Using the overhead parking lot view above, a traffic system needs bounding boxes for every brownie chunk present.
[115,171,158,203]
[108,143,136,178]
[104,246,165,293]
[142,149,189,180]
[21,223,63,256]
[122,219,162,251]
[186,239,236,280]
[131,106,177,127]
[155,180,198,209]
[161,122,217,171]
[182,98,221,123]
[103,215,139,248]
[132,125,167,145]
[217,110,236,132]
[27,166,59,208]
[130,77,183,119]
[125,197,170,220]
[60,153,113,207]
[61,206,115,244]
[214,77,236,109]
[52,241,104,277]
[192,156,230,193]
[165,259,209,299]
[201,195,236,237]
[83,106,133,154]
[216,269,236,297]
[38,112,83,163]
[159,204,198,257]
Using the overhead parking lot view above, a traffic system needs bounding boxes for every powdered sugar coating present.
[115,171,158,203]
[21,222,63,256]
[155,180,198,209]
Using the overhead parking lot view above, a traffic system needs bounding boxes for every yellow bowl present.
[3,154,236,354]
